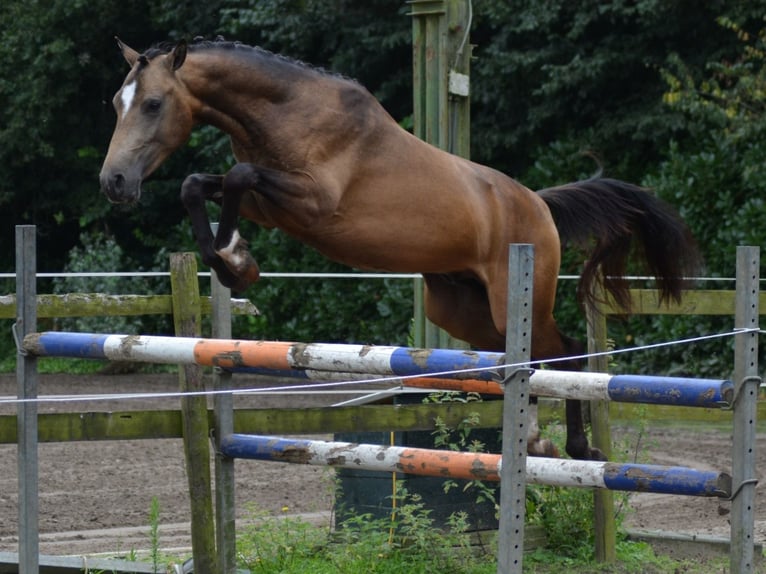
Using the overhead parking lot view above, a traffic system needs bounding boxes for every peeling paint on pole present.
[219,434,731,498]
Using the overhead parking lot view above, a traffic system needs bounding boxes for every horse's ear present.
[116,37,139,67]
[170,40,187,71]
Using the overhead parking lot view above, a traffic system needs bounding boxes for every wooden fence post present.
[410,0,472,348]
[170,253,217,572]
[586,292,616,563]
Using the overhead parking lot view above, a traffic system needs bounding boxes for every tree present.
[607,15,766,377]
[469,0,762,183]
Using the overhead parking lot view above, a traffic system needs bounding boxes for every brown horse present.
[99,39,700,460]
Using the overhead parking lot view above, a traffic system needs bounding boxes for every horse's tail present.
[537,177,701,312]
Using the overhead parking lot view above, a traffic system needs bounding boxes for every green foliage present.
[218,0,412,119]
[469,0,753,180]
[653,17,766,277]
[234,487,721,573]
[238,494,490,574]
[148,496,162,572]
[232,228,414,345]
[610,16,766,377]
[237,505,329,573]
[332,486,490,574]
[425,391,500,510]
[52,230,172,336]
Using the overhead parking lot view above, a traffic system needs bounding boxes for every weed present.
[425,391,500,512]
[237,505,328,573]
[148,496,161,573]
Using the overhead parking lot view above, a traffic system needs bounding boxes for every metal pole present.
[497,244,533,574]
[211,224,237,574]
[731,246,759,573]
[16,224,39,574]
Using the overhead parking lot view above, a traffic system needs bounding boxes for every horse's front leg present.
[180,172,258,290]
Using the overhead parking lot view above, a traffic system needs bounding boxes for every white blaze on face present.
[120,81,137,119]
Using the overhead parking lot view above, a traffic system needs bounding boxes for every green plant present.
[52,230,171,337]
[331,485,490,574]
[237,505,329,573]
[425,391,500,511]
[148,496,161,573]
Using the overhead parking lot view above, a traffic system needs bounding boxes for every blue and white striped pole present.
[23,332,734,407]
[219,434,732,498]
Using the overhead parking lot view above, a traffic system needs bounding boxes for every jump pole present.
[21,333,735,408]
[217,434,732,498]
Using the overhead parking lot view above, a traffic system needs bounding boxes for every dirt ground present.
[0,372,764,559]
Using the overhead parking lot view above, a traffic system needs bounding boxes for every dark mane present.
[142,38,351,82]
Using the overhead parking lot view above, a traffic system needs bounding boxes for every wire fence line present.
[0,271,747,282]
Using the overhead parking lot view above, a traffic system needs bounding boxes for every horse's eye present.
[143,98,162,114]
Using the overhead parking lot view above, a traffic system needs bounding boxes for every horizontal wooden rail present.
[2,398,763,444]
[0,400,505,443]
[603,288,766,316]
[0,293,258,319]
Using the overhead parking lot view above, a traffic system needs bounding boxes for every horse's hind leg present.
[481,260,607,462]
[423,274,559,457]
[534,318,607,461]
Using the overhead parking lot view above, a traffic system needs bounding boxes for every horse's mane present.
[142,37,350,82]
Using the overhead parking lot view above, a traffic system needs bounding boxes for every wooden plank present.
[539,399,766,427]
[5,397,757,445]
[0,293,258,318]
[603,288,766,316]
[235,399,505,436]
[0,551,157,573]
[0,401,506,443]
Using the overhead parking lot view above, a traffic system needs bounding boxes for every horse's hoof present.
[220,251,260,289]
[216,233,260,285]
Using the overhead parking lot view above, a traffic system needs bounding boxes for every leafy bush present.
[52,230,171,336]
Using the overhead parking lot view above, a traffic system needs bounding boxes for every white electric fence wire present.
[2,327,756,406]
[0,272,750,281]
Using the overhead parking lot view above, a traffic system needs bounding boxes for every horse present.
[99,38,701,461]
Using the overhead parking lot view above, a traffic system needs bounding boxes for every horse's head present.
[99,39,195,204]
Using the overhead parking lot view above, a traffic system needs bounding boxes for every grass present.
[227,489,743,574]
[223,410,754,574]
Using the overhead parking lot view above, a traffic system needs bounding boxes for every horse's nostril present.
[113,173,125,193]
[100,172,137,204]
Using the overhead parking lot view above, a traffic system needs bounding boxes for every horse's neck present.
[181,52,378,167]
[182,52,322,162]
[179,52,289,145]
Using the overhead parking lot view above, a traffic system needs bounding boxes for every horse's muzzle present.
[99,171,141,204]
